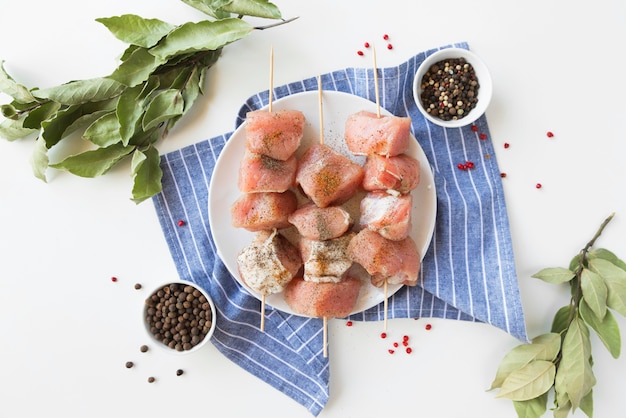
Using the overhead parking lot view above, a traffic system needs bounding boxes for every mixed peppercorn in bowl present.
[413,47,492,128]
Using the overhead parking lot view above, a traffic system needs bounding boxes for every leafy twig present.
[489,212,625,418]
[0,0,293,203]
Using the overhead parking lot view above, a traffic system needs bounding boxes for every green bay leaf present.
[489,333,561,390]
[589,258,626,317]
[495,360,555,401]
[590,248,626,271]
[131,146,162,203]
[221,0,282,19]
[149,18,253,60]
[50,143,134,177]
[0,60,37,103]
[551,305,571,334]
[180,0,232,19]
[23,101,62,130]
[512,392,548,418]
[142,89,184,131]
[33,77,124,106]
[0,116,37,141]
[531,267,575,284]
[83,112,122,147]
[560,317,595,410]
[580,268,608,319]
[96,15,176,48]
[108,47,166,87]
[579,299,621,358]
[30,136,49,182]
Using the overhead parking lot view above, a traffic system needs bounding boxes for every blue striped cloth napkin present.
[152,42,527,416]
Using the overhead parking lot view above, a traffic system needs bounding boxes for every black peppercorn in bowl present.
[413,47,492,128]
[143,280,216,354]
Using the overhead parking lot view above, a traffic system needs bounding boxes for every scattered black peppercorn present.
[176,369,184,376]
[144,283,213,352]
[420,57,480,121]
[148,376,156,383]
[135,283,142,290]
[125,361,134,369]
[140,345,149,353]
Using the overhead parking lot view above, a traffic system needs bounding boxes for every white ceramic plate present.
[209,90,437,316]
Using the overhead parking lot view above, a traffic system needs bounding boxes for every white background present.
[1,1,625,417]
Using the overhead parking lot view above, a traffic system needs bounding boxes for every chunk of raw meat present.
[238,150,297,193]
[344,111,411,156]
[359,190,412,241]
[288,203,352,241]
[295,143,364,208]
[245,109,305,161]
[348,229,420,287]
[230,191,298,232]
[362,153,420,193]
[284,276,363,318]
[237,229,302,296]
[299,232,356,283]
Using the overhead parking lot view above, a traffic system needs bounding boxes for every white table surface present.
[1,1,625,417]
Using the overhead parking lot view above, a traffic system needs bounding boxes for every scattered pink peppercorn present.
[393,342,399,348]
[503,142,510,149]
[403,335,409,342]
[383,34,389,40]
[406,347,413,354]
[465,161,475,169]
[364,42,370,48]
[479,133,487,140]
[402,341,409,347]
[357,50,364,56]
[346,321,353,327]
[457,163,467,171]
[388,349,395,354]
[387,43,393,50]
[177,219,186,227]
[471,125,479,132]
[425,324,432,331]
[380,332,387,339]
[500,172,507,178]
[546,131,554,138]
[111,276,118,282]
[536,183,542,189]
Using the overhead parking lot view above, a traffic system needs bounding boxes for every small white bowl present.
[413,47,492,128]
[143,280,216,354]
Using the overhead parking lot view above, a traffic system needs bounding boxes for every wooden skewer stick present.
[372,46,381,118]
[269,46,274,112]
[318,74,329,358]
[372,45,389,329]
[260,295,266,332]
[259,46,275,333]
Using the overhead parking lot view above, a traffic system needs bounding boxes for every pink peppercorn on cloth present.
[151,42,527,416]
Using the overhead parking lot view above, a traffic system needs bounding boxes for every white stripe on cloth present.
[151,42,526,416]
